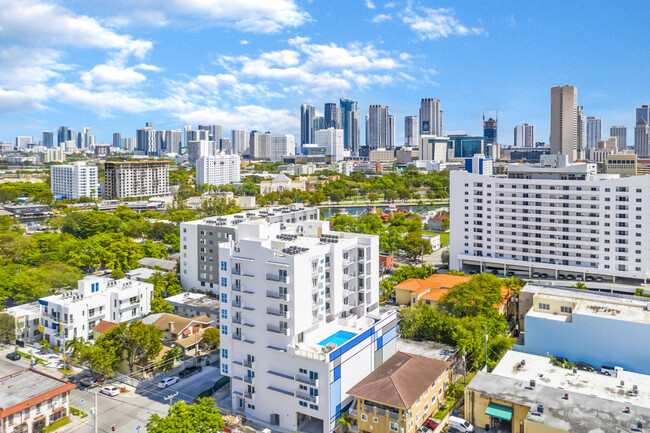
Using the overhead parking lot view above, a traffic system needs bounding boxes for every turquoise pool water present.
[318,330,356,346]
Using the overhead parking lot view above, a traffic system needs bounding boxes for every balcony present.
[244,391,256,401]
[233,334,242,341]
[266,291,290,301]
[231,284,242,293]
[244,359,254,368]
[295,373,318,387]
[232,317,242,325]
[232,300,242,309]
[267,325,290,335]
[266,308,290,319]
[295,390,319,404]
[266,273,290,283]
[349,408,358,417]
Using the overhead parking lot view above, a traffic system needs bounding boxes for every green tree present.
[197,195,241,218]
[439,218,450,231]
[401,232,432,259]
[78,343,119,378]
[337,414,354,433]
[201,327,220,351]
[379,226,406,254]
[146,398,225,433]
[572,282,588,290]
[438,274,504,318]
[100,321,162,373]
[383,190,398,202]
[368,193,379,203]
[0,314,16,343]
[151,297,173,313]
[160,347,183,371]
[330,190,344,203]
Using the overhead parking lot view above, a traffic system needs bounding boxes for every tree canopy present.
[147,398,225,433]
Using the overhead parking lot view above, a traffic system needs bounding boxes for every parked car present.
[158,376,180,388]
[81,377,100,388]
[540,273,549,278]
[575,362,596,372]
[558,274,566,280]
[448,416,474,432]
[566,275,576,280]
[5,352,20,361]
[424,418,439,430]
[532,272,541,278]
[585,276,594,282]
[179,365,203,378]
[101,386,120,397]
[576,275,583,281]
[554,356,570,365]
[417,426,429,433]
[595,277,603,282]
[601,365,623,376]
[506,271,515,277]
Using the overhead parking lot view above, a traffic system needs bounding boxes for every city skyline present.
[1,0,649,146]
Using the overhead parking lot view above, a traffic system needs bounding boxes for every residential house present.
[394,274,470,306]
[142,313,214,355]
[91,320,118,340]
[347,352,451,433]
[426,215,449,232]
[379,253,394,273]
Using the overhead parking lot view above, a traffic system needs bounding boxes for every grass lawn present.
[43,417,70,432]
[422,231,449,246]
[70,407,88,418]
[16,350,48,365]
[432,397,457,420]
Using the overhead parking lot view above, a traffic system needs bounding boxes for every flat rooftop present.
[0,369,75,413]
[182,205,316,228]
[165,292,220,310]
[468,351,650,432]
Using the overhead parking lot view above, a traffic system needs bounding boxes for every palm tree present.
[337,414,354,433]
[67,336,89,362]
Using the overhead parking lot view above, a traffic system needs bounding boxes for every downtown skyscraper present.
[300,104,315,145]
[610,126,627,151]
[340,98,360,153]
[366,105,393,149]
[324,103,342,129]
[586,116,602,150]
[419,98,443,136]
[514,124,536,147]
[404,116,418,147]
[550,85,578,162]
[635,105,650,157]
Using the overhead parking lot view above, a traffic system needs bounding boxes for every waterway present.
[319,202,448,217]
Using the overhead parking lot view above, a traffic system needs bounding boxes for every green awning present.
[485,402,513,421]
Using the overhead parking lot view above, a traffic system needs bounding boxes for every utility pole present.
[164,392,178,411]
[92,390,98,433]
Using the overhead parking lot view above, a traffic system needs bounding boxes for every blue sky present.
[1,0,649,146]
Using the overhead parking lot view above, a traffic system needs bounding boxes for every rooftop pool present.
[317,330,357,347]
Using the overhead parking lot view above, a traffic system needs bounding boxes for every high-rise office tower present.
[324,103,341,129]
[270,134,296,163]
[365,114,369,147]
[15,136,32,150]
[249,131,272,160]
[610,126,627,151]
[300,104,316,145]
[231,129,247,154]
[388,115,395,148]
[635,119,650,157]
[113,133,122,149]
[76,132,84,149]
[550,85,578,162]
[316,128,345,161]
[576,106,586,157]
[182,125,192,155]
[199,125,222,142]
[219,138,231,153]
[340,98,361,153]
[136,125,156,155]
[483,117,497,145]
[42,131,53,148]
[419,98,443,136]
[57,126,74,147]
[404,116,418,147]
[367,105,390,149]
[637,105,650,125]
[586,116,602,150]
[313,116,326,133]
[164,130,182,154]
[514,124,536,147]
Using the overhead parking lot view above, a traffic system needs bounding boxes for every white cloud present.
[240,40,250,45]
[385,2,396,7]
[401,5,485,40]
[0,0,152,58]
[365,0,376,9]
[81,64,146,88]
[178,105,299,134]
[371,14,392,23]
[102,0,309,34]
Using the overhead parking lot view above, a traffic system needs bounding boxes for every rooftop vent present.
[537,404,544,414]
[637,420,643,429]
[563,393,569,400]
[621,380,625,387]
[521,359,526,366]
[633,385,639,394]
[281,246,309,255]
[624,407,631,414]
[529,379,536,389]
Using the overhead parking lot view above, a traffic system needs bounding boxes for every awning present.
[485,402,513,421]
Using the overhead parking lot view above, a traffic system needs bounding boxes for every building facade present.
[367,105,391,149]
[301,105,316,146]
[39,275,154,346]
[419,99,442,136]
[196,152,241,187]
[103,160,170,199]
[340,98,361,153]
[610,126,627,151]
[513,124,536,148]
[419,136,447,162]
[50,162,98,199]
[586,116,602,150]
[315,129,345,162]
[635,118,650,157]
[217,216,398,433]
[550,85,578,161]
[271,135,296,163]
[450,154,650,282]
[404,116,418,147]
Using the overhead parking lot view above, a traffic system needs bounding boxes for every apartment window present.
[221,348,228,359]
[221,325,228,335]
[221,309,228,320]
[390,422,399,432]
[221,293,227,303]
[373,417,379,423]
[221,277,227,287]
[416,412,421,421]
[221,364,228,374]
[538,303,550,310]
[220,261,227,271]
[560,306,572,314]
[361,414,368,422]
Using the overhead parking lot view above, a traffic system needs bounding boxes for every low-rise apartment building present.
[347,352,451,433]
[450,154,650,282]
[517,283,650,375]
[1,302,41,345]
[103,160,170,199]
[465,351,650,432]
[165,292,220,322]
[142,313,214,354]
[39,275,154,347]
[0,368,75,433]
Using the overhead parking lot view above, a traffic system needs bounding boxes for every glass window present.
[221,277,227,287]
[221,261,227,271]
[221,325,228,335]
[221,348,228,359]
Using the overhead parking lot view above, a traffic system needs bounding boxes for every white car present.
[158,376,179,389]
[100,386,120,397]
